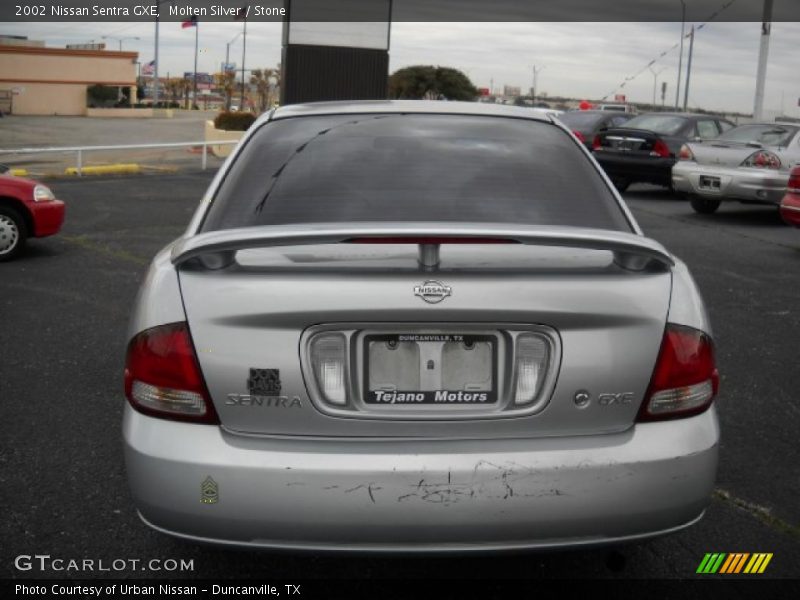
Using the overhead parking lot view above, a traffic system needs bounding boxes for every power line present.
[600,0,738,101]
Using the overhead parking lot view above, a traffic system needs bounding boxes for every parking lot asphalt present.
[2,174,798,584]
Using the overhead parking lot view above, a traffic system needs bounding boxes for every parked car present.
[123,101,719,551]
[593,112,735,192]
[559,110,635,149]
[779,165,800,227]
[0,173,65,261]
[672,123,800,214]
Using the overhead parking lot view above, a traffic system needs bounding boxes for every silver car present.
[123,101,720,551]
[672,122,800,214]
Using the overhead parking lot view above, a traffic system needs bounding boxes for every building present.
[0,36,138,115]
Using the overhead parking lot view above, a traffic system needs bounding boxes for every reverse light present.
[513,334,550,405]
[33,184,55,202]
[309,333,347,405]
[124,322,218,423]
[741,150,781,169]
[650,139,671,158]
[637,324,718,422]
[678,144,695,161]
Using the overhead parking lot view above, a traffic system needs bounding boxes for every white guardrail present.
[0,140,240,175]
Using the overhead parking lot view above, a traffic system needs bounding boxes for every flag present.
[234,3,248,20]
[182,15,198,28]
[141,60,155,75]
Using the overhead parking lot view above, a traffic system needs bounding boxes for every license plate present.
[364,334,497,405]
[699,175,721,190]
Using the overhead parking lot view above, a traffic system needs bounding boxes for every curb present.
[64,163,141,176]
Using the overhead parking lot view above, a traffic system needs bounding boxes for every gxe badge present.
[414,280,452,304]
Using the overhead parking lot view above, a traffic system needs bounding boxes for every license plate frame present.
[363,333,498,406]
[699,175,722,191]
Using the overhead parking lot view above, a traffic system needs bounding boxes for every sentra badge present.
[414,280,452,304]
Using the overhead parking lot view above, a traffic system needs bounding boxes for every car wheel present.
[689,195,721,215]
[0,205,27,261]
[611,178,630,193]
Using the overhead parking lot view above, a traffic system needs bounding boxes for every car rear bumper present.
[672,163,788,204]
[123,404,719,552]
[30,199,65,237]
[593,152,675,185]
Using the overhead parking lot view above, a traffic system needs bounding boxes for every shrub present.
[214,111,256,131]
[86,84,120,108]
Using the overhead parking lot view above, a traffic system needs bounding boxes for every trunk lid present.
[689,141,762,168]
[178,244,672,439]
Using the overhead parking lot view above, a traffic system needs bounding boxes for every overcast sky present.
[3,20,798,115]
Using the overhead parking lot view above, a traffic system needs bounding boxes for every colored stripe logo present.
[696,553,773,574]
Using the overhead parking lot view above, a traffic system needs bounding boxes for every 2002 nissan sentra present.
[123,101,720,552]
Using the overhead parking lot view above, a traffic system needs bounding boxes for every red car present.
[779,166,800,228]
[0,173,65,260]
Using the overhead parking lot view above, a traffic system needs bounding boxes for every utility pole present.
[240,18,248,109]
[682,25,694,112]
[675,0,686,110]
[753,0,774,121]
[154,1,160,105]
[192,22,199,109]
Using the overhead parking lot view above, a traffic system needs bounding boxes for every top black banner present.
[2,0,799,23]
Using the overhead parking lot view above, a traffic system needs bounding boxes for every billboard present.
[184,72,214,85]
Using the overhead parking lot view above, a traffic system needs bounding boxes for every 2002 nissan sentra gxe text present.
[122,100,720,552]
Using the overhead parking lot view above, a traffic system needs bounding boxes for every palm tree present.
[215,71,236,111]
[250,68,280,113]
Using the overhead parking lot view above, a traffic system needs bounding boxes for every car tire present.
[689,195,721,215]
[0,205,27,261]
[611,178,630,193]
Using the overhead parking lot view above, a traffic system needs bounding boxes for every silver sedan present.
[123,101,719,552]
[672,123,800,214]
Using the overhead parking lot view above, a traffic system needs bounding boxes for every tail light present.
[637,324,719,422]
[787,165,800,193]
[573,130,586,143]
[309,333,348,405]
[651,139,671,158]
[592,135,602,150]
[678,144,695,161]
[124,322,219,423]
[741,150,781,169]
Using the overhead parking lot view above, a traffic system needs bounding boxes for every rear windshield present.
[559,112,604,129]
[623,115,688,135]
[202,113,631,232]
[717,124,798,146]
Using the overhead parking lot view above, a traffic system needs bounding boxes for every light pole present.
[648,65,667,108]
[753,0,774,121]
[531,64,545,103]
[675,0,686,111]
[225,32,243,110]
[102,35,140,51]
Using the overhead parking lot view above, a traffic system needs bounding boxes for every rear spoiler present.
[170,222,674,271]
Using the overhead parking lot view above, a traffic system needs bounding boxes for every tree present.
[388,66,478,101]
[215,70,236,111]
[250,68,280,113]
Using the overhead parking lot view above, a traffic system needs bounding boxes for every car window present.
[202,114,632,233]
[611,116,632,127]
[623,115,688,135]
[718,120,735,133]
[558,112,604,129]
[717,124,799,146]
[696,120,721,140]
